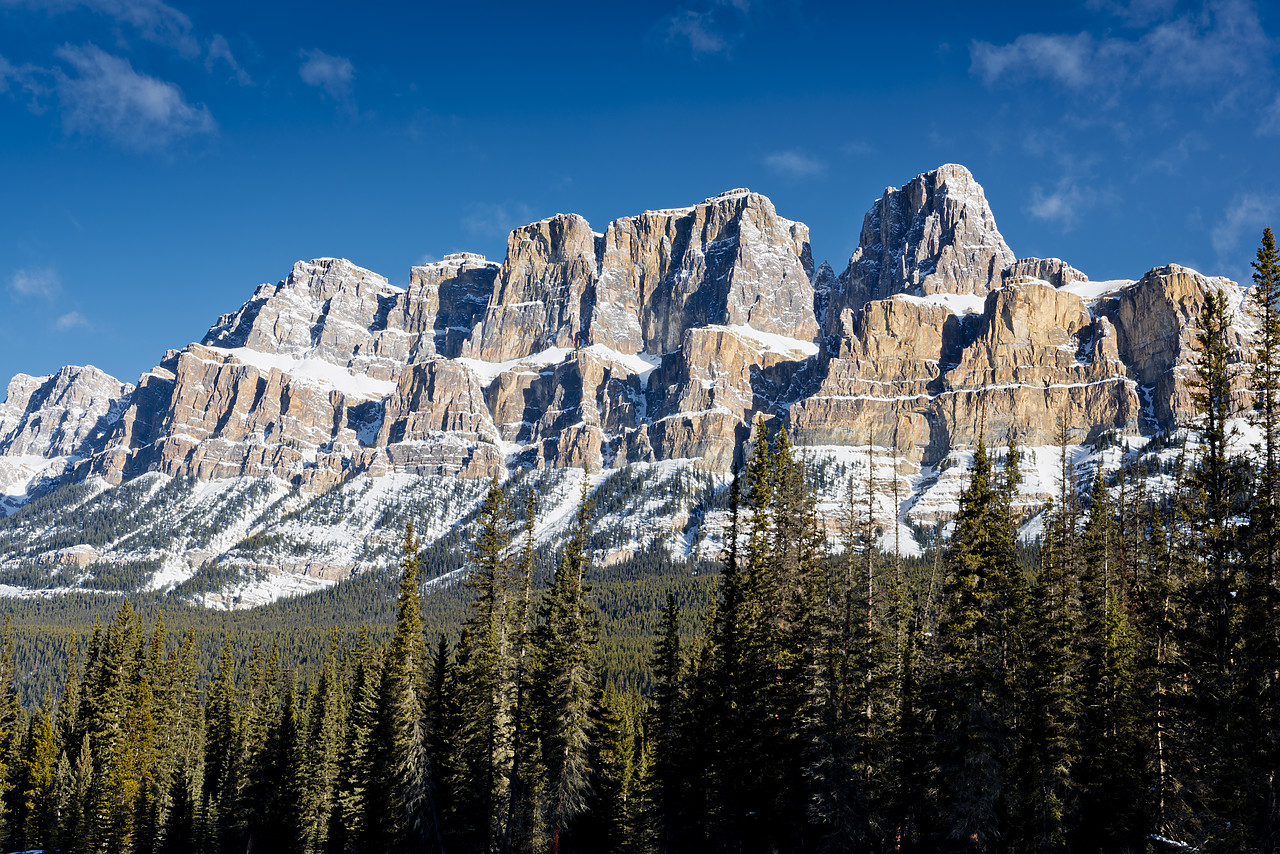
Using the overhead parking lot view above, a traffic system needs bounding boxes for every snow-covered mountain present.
[0,165,1254,606]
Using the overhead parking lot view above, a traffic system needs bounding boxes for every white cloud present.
[1259,93,1280,136]
[970,0,1269,97]
[660,0,754,58]
[54,44,215,150]
[9,267,60,299]
[462,202,534,238]
[665,9,729,56]
[1211,193,1275,258]
[971,32,1098,89]
[763,150,825,178]
[1028,180,1097,229]
[417,253,440,266]
[299,48,354,100]
[53,311,90,331]
[0,0,200,56]
[205,34,250,85]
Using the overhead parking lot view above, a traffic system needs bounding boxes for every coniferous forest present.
[0,232,1277,853]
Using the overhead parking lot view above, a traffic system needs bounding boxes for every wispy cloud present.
[763,149,825,178]
[299,48,354,101]
[1259,93,1280,136]
[0,0,200,56]
[660,0,753,58]
[54,44,216,150]
[462,202,534,239]
[840,139,875,157]
[1028,180,1098,229]
[53,310,90,331]
[971,0,1269,98]
[9,267,60,300]
[205,34,250,85]
[1211,193,1275,261]
[1144,132,1209,175]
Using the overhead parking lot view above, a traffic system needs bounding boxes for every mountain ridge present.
[0,164,1254,606]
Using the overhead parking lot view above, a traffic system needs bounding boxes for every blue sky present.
[2,0,1278,386]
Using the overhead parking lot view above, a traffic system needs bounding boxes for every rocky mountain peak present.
[0,364,132,500]
[824,163,1015,335]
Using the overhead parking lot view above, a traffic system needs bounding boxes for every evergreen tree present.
[1016,435,1081,853]
[1185,287,1249,848]
[328,627,381,854]
[453,477,517,851]
[1074,467,1144,852]
[377,521,447,852]
[648,592,684,853]
[1242,225,1280,851]
[928,441,1023,852]
[532,474,599,853]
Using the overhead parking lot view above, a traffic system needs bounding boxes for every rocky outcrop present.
[399,254,498,360]
[1105,264,1251,423]
[824,164,1015,334]
[1003,257,1087,289]
[0,366,132,460]
[466,215,598,362]
[592,189,818,356]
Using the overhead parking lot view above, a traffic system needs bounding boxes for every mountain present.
[0,165,1253,606]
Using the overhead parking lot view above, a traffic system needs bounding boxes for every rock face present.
[824,164,1016,335]
[0,165,1256,553]
[0,366,132,460]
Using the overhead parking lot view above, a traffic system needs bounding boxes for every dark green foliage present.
[10,296,1280,854]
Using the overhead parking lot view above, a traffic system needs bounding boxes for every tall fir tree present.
[1242,225,1280,852]
[927,440,1023,852]
[532,474,599,853]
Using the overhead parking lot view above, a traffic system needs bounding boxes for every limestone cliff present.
[0,165,1258,603]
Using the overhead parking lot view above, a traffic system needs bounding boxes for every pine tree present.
[648,592,684,853]
[928,441,1023,852]
[18,693,58,850]
[301,648,344,854]
[1074,467,1145,852]
[532,474,599,853]
[1241,225,1280,851]
[1185,286,1249,847]
[1016,434,1081,853]
[502,489,540,854]
[377,521,447,852]
[328,628,381,854]
[453,476,517,851]
[0,617,20,845]
[202,636,241,852]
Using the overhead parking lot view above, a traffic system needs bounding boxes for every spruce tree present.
[1242,225,1280,851]
[378,521,446,852]
[1185,287,1248,846]
[502,489,539,854]
[928,441,1022,852]
[1016,435,1081,853]
[531,474,599,853]
[453,477,517,851]
[648,591,684,853]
